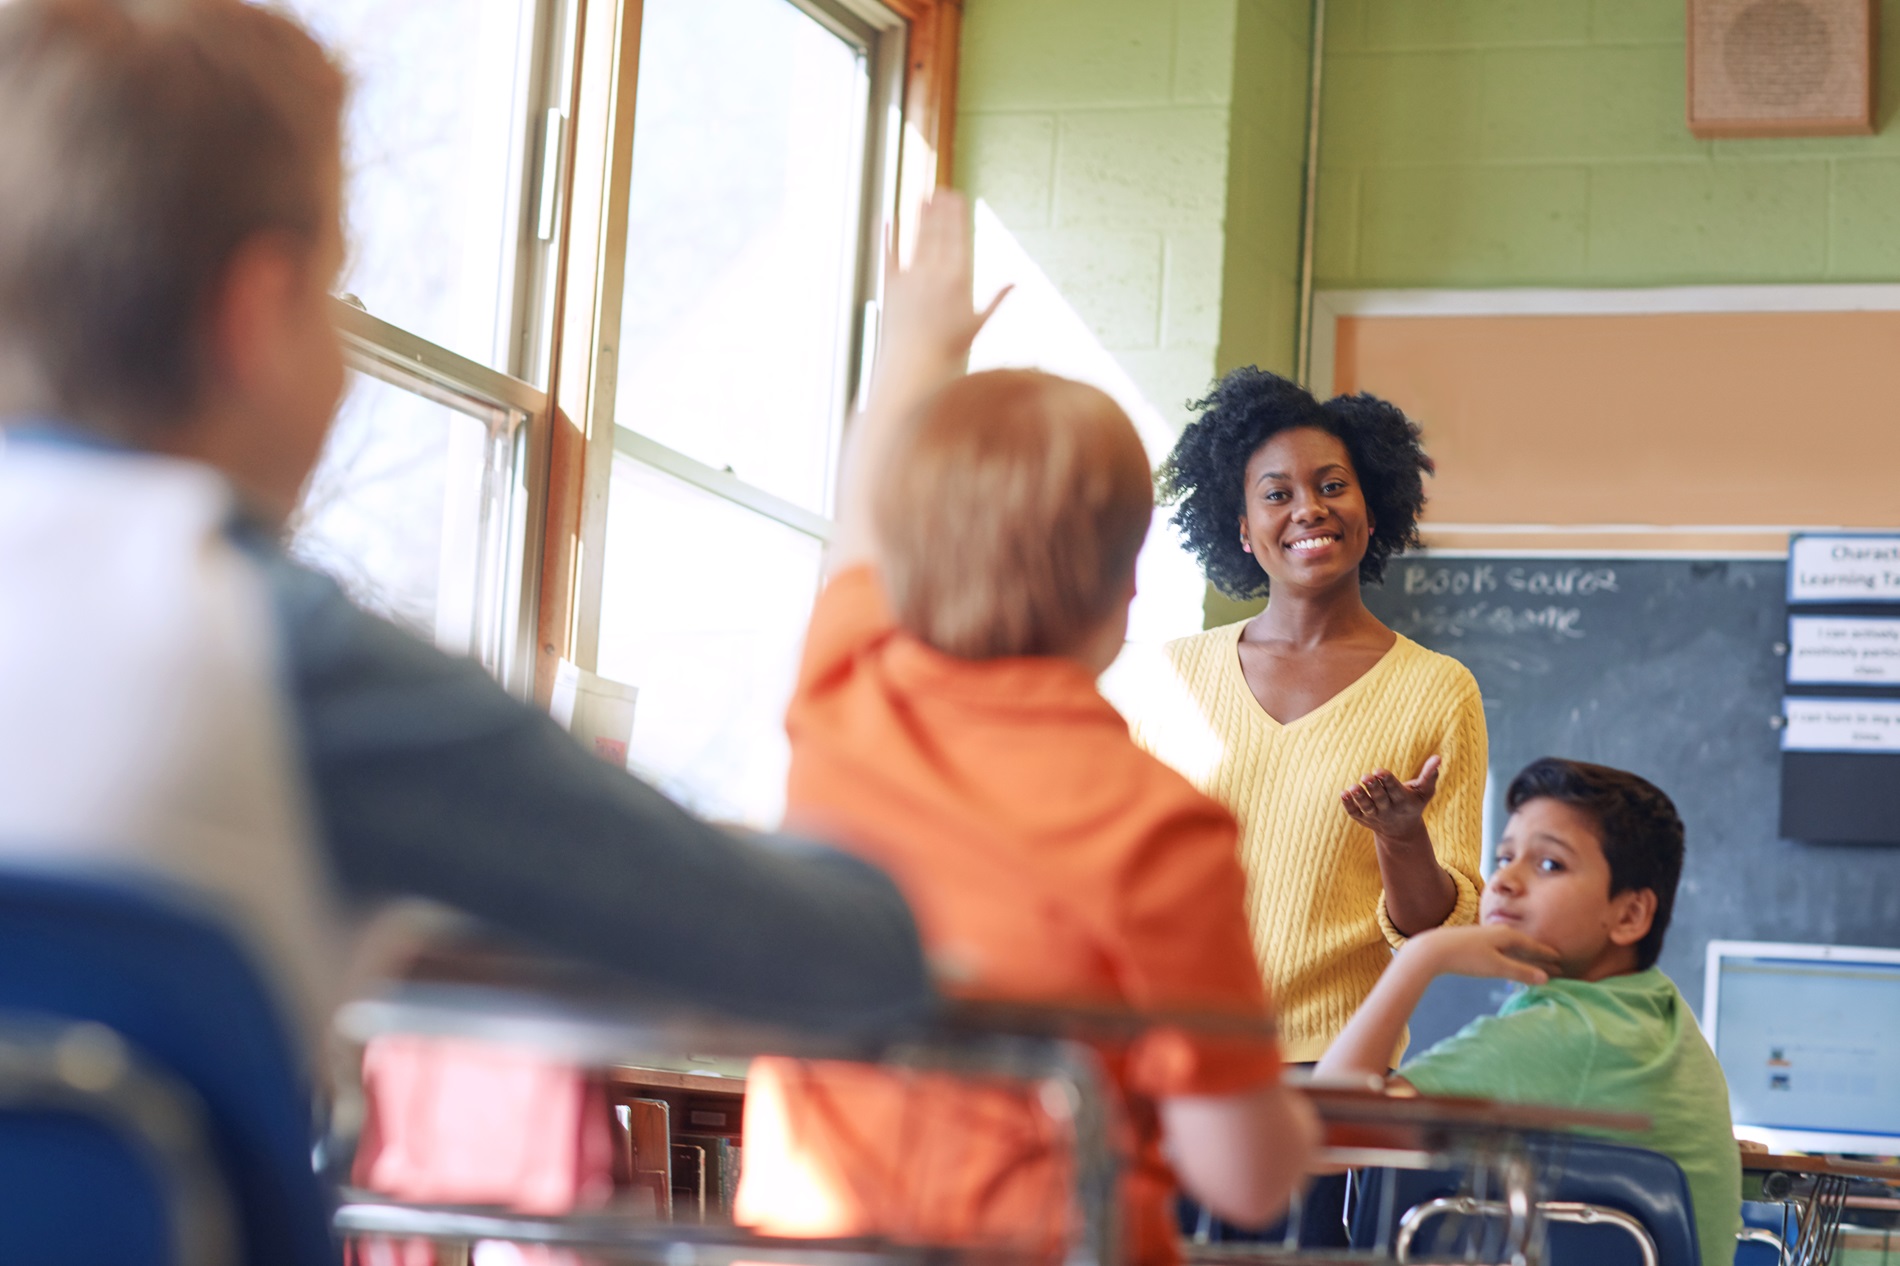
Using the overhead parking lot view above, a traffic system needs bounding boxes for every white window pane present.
[615,0,870,515]
[596,457,824,828]
[278,0,535,370]
[289,371,508,661]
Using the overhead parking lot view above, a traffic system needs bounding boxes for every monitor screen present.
[1706,942,1900,1155]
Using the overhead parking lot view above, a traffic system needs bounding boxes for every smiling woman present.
[1136,370,1486,1055]
[1127,371,1488,1242]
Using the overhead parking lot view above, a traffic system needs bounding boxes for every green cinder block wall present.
[956,0,1900,406]
[954,0,1900,634]
[1318,0,1900,289]
[955,0,1313,432]
[1221,0,1315,376]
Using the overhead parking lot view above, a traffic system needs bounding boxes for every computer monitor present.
[1705,941,1900,1155]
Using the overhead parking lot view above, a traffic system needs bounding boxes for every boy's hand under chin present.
[1313,923,1562,1085]
[1402,923,1562,987]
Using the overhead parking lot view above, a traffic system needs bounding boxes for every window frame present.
[598,0,905,538]
[540,0,962,701]
[303,0,583,699]
[331,300,553,698]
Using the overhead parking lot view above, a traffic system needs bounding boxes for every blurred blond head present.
[872,369,1154,664]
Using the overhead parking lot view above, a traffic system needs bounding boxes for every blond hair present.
[872,370,1154,660]
[0,0,344,432]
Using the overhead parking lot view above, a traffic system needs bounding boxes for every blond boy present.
[737,197,1316,1264]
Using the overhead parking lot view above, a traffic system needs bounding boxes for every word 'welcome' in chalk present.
[1789,535,1900,603]
[1401,602,1587,640]
[1788,617,1900,686]
[1783,698,1900,754]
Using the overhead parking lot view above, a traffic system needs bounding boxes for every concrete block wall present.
[956,0,1315,639]
[956,0,1312,430]
[1317,0,1900,288]
[1220,0,1314,377]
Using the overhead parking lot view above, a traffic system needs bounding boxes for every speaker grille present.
[1689,0,1875,137]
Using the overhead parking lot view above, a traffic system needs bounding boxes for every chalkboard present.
[1359,556,1900,1049]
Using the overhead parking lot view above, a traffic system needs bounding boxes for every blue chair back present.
[0,868,336,1266]
[1350,1133,1701,1266]
[1734,1199,1791,1266]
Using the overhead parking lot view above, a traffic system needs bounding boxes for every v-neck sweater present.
[1129,619,1487,1061]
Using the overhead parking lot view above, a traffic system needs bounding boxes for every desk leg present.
[1372,1166,1398,1259]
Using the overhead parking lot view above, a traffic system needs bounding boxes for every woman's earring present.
[1240,537,1253,554]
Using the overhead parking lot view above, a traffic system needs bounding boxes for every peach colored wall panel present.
[1332,310,1900,529]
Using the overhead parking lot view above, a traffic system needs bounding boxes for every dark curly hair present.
[1157,366,1434,600]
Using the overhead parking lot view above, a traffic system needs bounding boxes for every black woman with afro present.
[1131,367,1487,1078]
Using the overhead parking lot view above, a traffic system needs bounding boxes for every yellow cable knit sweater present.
[1127,621,1487,1062]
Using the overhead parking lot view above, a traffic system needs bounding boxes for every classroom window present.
[273,0,576,696]
[596,456,828,824]
[593,0,905,824]
[278,0,560,374]
[289,329,537,677]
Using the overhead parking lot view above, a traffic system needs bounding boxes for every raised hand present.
[1340,754,1440,846]
[867,191,1010,416]
[830,190,1010,576]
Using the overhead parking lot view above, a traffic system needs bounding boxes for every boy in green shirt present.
[1316,757,1741,1266]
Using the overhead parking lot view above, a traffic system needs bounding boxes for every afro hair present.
[1158,366,1434,600]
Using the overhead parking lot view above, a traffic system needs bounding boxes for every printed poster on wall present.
[1788,535,1900,604]
[1787,617,1900,686]
[1782,698,1900,755]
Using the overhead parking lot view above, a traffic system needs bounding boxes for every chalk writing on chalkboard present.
[1400,563,1620,598]
[1386,563,1621,643]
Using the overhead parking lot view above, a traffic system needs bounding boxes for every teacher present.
[1135,367,1486,1068]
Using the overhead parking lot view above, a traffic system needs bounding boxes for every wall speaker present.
[1688,0,1876,138]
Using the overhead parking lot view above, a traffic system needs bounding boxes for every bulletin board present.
[1311,287,1900,554]
[1304,288,1900,1040]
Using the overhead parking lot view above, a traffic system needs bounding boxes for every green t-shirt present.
[1400,968,1741,1266]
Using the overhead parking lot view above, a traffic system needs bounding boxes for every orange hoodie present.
[736,568,1280,1266]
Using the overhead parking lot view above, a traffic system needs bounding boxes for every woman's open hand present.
[1340,754,1440,847]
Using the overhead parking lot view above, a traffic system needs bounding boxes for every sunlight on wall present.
[966,198,1224,764]
[967,198,1206,649]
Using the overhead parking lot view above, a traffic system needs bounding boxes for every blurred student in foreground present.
[1315,758,1740,1266]
[734,194,1318,1264]
[0,0,929,1045]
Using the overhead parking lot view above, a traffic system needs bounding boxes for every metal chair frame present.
[0,1009,239,1266]
[1393,1197,1657,1266]
[1737,1223,1788,1265]
[1745,1169,1890,1266]
[1343,1134,1562,1266]
[1787,1176,1852,1266]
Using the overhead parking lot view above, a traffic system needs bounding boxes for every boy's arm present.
[1115,797,1319,1225]
[1163,1083,1320,1226]
[827,191,1008,576]
[1314,924,1558,1083]
[266,554,935,1035]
